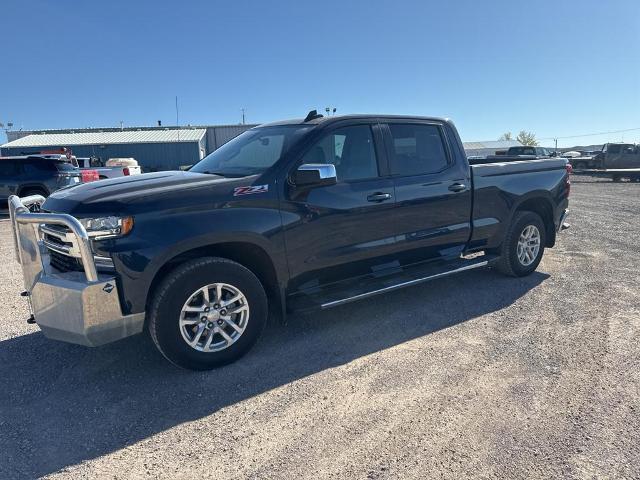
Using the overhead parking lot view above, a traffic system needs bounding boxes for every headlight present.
[79,216,134,239]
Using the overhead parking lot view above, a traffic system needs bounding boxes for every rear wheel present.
[494,211,546,277]
[148,257,268,370]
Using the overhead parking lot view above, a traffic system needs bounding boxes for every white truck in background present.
[76,157,142,179]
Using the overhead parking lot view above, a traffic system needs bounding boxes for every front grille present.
[41,223,82,273]
[49,250,83,272]
[43,232,73,249]
[40,222,114,274]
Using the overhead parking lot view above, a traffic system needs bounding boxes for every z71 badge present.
[234,184,269,196]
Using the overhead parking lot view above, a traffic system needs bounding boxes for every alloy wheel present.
[179,283,250,352]
[516,225,541,266]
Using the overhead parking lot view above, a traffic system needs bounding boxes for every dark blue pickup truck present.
[9,112,570,370]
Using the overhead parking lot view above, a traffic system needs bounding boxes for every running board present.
[288,254,498,312]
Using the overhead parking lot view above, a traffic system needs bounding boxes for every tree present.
[516,130,538,146]
[498,132,513,141]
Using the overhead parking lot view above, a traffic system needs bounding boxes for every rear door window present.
[387,124,449,176]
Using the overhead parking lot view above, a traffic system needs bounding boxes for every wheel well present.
[515,198,556,247]
[145,242,281,319]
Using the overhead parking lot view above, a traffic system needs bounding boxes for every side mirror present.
[292,164,337,187]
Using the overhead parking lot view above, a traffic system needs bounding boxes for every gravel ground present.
[0,175,638,479]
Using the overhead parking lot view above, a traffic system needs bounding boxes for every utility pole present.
[554,138,558,153]
[241,108,245,125]
[175,96,180,142]
[175,96,179,127]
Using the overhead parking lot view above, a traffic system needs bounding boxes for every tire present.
[148,257,268,370]
[494,211,546,277]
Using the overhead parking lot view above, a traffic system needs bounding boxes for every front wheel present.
[494,211,546,277]
[148,257,268,370]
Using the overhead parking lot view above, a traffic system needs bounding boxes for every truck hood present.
[43,171,255,216]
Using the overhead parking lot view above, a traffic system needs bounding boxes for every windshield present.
[191,125,312,176]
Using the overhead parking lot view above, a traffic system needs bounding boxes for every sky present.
[1,0,639,147]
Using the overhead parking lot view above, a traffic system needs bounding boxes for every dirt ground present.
[0,175,638,479]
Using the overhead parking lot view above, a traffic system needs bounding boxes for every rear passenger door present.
[383,121,472,264]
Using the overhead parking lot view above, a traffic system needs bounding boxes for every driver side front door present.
[280,122,398,292]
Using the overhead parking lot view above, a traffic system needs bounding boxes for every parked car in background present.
[80,169,100,184]
[505,146,555,157]
[561,150,582,158]
[9,112,571,370]
[591,143,640,169]
[1,155,81,207]
[470,145,556,165]
[567,143,640,181]
[583,143,640,181]
[75,157,142,179]
[567,153,599,170]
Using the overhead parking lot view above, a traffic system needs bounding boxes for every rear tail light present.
[565,163,572,197]
[81,169,100,183]
[123,167,130,176]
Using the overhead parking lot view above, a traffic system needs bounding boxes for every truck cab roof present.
[259,114,450,128]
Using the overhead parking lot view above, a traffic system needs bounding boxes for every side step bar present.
[288,254,498,312]
[321,260,489,309]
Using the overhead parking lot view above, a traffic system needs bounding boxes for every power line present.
[539,127,640,141]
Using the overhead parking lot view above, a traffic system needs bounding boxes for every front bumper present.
[8,195,144,346]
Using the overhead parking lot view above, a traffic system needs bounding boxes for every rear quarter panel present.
[469,159,568,250]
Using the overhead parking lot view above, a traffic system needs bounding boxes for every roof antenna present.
[304,109,324,122]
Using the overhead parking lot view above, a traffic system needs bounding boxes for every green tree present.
[516,130,538,146]
[498,132,513,141]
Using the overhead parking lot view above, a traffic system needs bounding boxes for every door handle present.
[448,183,467,192]
[367,192,392,202]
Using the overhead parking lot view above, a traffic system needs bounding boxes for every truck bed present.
[467,158,569,251]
